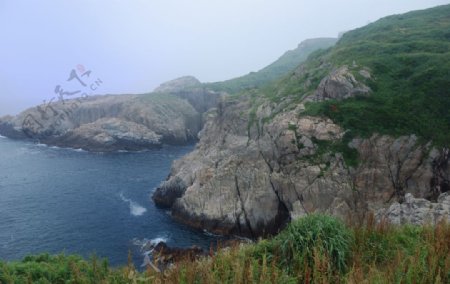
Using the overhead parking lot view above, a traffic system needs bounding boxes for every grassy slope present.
[1,216,449,283]
[301,4,450,147]
[206,38,337,94]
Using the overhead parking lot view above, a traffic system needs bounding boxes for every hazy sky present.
[0,0,448,116]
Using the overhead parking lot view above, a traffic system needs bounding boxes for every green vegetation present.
[302,132,359,168]
[0,253,128,283]
[265,214,353,273]
[207,38,337,94]
[2,215,449,283]
[302,4,450,147]
[241,4,450,167]
[269,48,334,103]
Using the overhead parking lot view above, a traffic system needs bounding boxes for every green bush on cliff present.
[273,214,353,273]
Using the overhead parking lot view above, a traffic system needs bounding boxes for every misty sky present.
[0,0,448,116]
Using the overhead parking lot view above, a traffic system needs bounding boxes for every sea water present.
[0,136,220,266]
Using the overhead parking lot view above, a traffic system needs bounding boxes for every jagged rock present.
[153,64,450,238]
[305,66,371,102]
[0,85,221,151]
[153,95,358,237]
[376,193,450,224]
[153,176,187,208]
[49,118,162,151]
[151,242,206,264]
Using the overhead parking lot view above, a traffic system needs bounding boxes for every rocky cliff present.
[153,5,450,237]
[0,78,221,151]
[153,64,450,238]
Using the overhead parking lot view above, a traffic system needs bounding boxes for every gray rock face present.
[154,96,356,237]
[0,94,201,151]
[376,193,450,225]
[153,176,187,208]
[153,64,450,237]
[305,66,371,102]
[0,78,222,151]
[50,118,162,152]
[155,76,222,113]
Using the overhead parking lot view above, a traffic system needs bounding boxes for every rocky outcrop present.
[305,66,371,102]
[376,193,450,225]
[151,242,206,264]
[154,76,222,113]
[154,76,202,93]
[49,118,162,152]
[154,96,354,237]
[153,64,450,238]
[0,77,222,151]
[153,176,187,208]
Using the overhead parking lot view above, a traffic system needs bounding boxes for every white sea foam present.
[0,135,6,138]
[132,235,170,263]
[149,236,168,245]
[53,145,86,152]
[118,149,149,153]
[32,143,86,153]
[119,193,147,216]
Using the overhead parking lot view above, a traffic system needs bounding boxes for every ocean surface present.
[0,136,221,267]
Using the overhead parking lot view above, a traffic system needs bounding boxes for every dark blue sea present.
[0,135,220,267]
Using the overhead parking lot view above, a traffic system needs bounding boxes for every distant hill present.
[206,38,337,93]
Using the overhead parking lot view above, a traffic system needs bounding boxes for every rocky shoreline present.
[0,77,222,152]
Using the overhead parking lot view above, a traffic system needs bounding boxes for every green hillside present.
[206,38,337,93]
[290,5,450,146]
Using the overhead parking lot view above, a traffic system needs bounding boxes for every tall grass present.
[2,214,448,283]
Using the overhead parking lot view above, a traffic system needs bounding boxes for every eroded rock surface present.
[0,77,222,151]
[305,66,371,102]
[376,193,450,225]
[153,65,449,237]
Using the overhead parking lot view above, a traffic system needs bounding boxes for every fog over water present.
[0,0,448,115]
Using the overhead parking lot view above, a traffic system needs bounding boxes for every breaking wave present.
[119,193,147,216]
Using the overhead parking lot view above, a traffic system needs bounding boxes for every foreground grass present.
[1,214,449,283]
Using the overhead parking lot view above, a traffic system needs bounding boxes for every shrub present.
[274,214,354,273]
